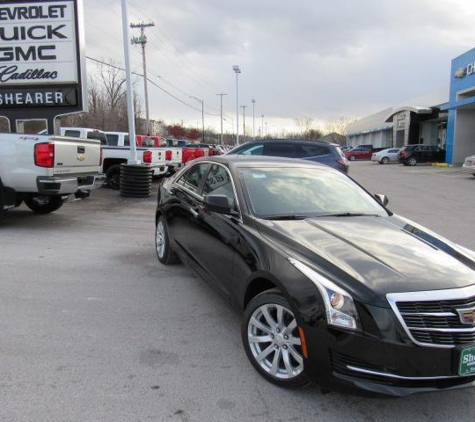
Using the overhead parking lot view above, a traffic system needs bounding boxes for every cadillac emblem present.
[456,307,475,325]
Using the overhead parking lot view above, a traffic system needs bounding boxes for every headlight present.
[288,258,360,330]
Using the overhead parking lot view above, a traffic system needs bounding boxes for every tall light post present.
[130,21,155,135]
[190,96,204,143]
[251,99,256,140]
[261,114,264,139]
[232,65,241,145]
[240,105,247,142]
[217,93,227,145]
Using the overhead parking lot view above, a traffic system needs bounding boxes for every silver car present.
[462,153,475,177]
[371,148,401,164]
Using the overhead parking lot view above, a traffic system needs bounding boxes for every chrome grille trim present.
[387,285,475,349]
[346,365,474,380]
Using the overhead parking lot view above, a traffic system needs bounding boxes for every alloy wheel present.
[247,303,303,380]
[155,220,166,259]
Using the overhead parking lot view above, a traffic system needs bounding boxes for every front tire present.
[349,155,356,161]
[242,290,308,389]
[24,195,64,214]
[155,215,180,264]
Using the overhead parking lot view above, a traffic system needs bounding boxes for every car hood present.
[256,215,475,301]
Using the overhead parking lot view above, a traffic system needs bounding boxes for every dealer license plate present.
[459,346,475,376]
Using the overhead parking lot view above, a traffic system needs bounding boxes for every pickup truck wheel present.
[24,195,64,214]
[156,215,180,264]
[106,165,121,190]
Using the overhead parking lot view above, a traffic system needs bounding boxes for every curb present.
[432,162,450,167]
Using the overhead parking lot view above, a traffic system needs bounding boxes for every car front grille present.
[387,287,475,348]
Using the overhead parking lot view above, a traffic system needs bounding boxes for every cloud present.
[83,0,475,134]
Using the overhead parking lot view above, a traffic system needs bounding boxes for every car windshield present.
[239,167,387,219]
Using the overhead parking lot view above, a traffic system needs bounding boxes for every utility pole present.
[217,93,227,145]
[261,114,264,139]
[131,21,155,135]
[240,105,247,142]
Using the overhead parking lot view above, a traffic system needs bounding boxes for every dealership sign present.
[454,61,475,79]
[0,0,86,131]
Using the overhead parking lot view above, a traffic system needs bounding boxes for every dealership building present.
[347,47,475,164]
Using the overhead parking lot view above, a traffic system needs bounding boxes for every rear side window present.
[300,144,331,157]
[87,131,108,145]
[175,163,210,194]
[64,130,81,137]
[263,143,300,158]
[106,134,119,146]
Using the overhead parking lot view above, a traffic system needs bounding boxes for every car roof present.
[235,138,338,146]
[191,154,335,171]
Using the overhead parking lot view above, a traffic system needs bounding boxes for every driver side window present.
[203,164,236,207]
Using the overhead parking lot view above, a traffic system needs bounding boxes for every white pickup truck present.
[0,132,104,223]
[103,131,167,190]
[106,132,184,175]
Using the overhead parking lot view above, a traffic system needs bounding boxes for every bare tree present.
[325,116,357,136]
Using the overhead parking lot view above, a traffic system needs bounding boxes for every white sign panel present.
[0,1,78,86]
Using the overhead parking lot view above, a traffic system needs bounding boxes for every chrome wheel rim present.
[247,303,303,380]
[156,220,166,259]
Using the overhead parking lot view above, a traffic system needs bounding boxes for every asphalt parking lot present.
[0,161,474,422]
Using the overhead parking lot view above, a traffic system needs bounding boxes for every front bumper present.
[36,173,105,195]
[302,307,475,397]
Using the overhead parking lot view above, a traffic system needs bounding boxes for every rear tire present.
[106,165,121,190]
[24,195,64,214]
[349,155,356,161]
[406,157,417,166]
[242,289,309,389]
[381,157,390,164]
[155,215,180,264]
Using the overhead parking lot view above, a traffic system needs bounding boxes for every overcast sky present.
[84,0,475,135]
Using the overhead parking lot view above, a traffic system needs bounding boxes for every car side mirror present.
[204,194,232,214]
[374,194,389,207]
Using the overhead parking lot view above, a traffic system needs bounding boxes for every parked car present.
[226,139,349,173]
[155,155,475,397]
[462,153,475,177]
[398,144,445,166]
[345,145,375,161]
[371,148,401,164]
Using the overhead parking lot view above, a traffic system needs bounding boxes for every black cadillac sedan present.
[155,155,475,397]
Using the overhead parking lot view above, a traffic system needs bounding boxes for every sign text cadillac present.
[0,0,86,131]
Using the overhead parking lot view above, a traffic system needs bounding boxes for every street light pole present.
[190,96,205,143]
[232,65,241,145]
[240,105,247,142]
[120,0,139,164]
[217,93,227,145]
[251,99,256,140]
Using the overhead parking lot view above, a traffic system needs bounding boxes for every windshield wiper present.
[265,214,308,220]
[314,212,381,218]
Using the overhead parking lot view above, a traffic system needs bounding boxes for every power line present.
[86,56,220,117]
